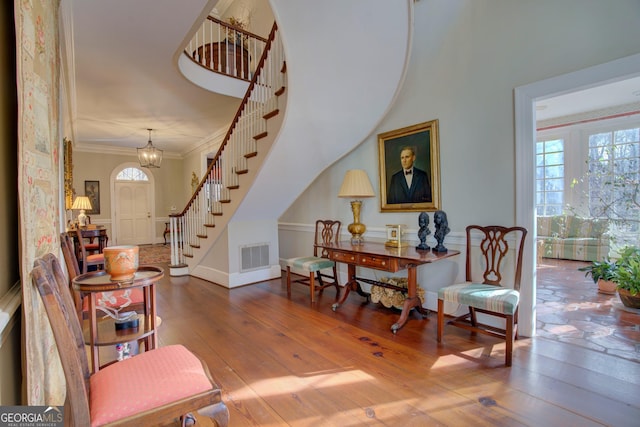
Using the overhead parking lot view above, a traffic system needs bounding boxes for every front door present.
[115,181,152,245]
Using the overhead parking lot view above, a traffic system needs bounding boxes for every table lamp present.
[338,169,375,245]
[72,196,92,227]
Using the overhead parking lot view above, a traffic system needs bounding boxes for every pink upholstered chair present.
[31,253,229,427]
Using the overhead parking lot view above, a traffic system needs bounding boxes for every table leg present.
[391,265,422,333]
[149,283,157,349]
[332,264,358,311]
[89,293,99,372]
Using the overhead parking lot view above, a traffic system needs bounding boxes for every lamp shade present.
[71,196,92,211]
[338,169,375,198]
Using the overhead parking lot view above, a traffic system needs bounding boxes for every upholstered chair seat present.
[438,283,519,316]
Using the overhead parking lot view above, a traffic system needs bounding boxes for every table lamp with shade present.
[338,169,375,245]
[71,196,92,227]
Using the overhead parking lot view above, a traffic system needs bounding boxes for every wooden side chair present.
[73,229,104,273]
[31,253,229,427]
[286,220,341,303]
[61,232,144,321]
[437,225,527,366]
[82,220,101,255]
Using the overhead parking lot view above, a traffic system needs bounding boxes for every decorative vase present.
[597,279,617,295]
[617,288,640,309]
[103,245,139,281]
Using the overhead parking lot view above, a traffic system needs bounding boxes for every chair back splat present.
[437,225,527,367]
[31,253,229,426]
[286,220,342,303]
[60,232,83,319]
[73,229,105,274]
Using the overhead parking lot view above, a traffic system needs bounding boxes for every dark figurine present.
[433,210,450,252]
[416,212,430,250]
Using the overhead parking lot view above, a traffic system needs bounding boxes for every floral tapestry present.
[16,0,64,405]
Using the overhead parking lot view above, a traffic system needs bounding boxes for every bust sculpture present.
[416,212,431,251]
[433,210,450,252]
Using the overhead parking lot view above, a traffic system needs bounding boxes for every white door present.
[115,181,152,245]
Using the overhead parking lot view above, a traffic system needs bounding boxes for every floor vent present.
[240,243,269,272]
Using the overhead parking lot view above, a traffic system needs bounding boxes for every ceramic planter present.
[103,245,139,281]
[597,279,618,295]
[618,288,640,309]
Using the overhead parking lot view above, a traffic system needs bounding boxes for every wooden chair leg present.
[437,298,444,343]
[469,307,477,327]
[316,271,325,290]
[309,272,315,303]
[505,314,513,367]
[197,401,229,427]
[286,266,292,298]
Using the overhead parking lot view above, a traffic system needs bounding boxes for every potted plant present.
[578,259,618,294]
[611,246,640,308]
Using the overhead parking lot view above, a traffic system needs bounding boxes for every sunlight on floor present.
[232,369,376,399]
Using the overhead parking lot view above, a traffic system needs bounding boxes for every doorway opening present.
[515,53,640,338]
[110,163,156,245]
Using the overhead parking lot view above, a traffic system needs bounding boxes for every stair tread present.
[254,131,268,140]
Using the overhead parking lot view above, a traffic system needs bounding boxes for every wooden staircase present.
[168,23,286,275]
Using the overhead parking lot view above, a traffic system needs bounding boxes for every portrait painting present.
[378,120,441,212]
[84,180,100,215]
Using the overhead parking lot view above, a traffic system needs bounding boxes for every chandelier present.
[137,128,163,168]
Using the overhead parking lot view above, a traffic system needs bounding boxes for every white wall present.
[279,0,640,332]
[73,151,187,243]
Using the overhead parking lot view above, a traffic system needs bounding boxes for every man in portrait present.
[387,146,432,204]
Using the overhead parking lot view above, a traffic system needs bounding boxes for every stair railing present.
[185,16,268,81]
[169,23,284,268]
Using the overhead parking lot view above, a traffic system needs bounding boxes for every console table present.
[72,266,164,372]
[319,241,459,333]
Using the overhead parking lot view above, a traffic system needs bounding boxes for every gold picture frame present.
[378,120,441,212]
[63,137,73,210]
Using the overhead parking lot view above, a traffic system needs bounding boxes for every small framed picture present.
[385,224,407,248]
[84,180,100,214]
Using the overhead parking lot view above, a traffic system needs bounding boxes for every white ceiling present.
[62,0,239,155]
[62,0,640,156]
[536,76,640,122]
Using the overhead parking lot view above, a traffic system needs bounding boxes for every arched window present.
[116,167,149,181]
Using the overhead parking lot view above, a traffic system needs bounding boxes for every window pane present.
[545,152,564,165]
[545,178,563,192]
[116,167,149,181]
[536,138,565,217]
[545,139,564,152]
[547,205,563,215]
[587,127,640,248]
[546,191,563,205]
[545,165,564,179]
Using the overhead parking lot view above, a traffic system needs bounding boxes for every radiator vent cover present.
[240,243,269,272]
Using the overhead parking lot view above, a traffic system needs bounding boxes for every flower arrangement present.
[225,16,249,46]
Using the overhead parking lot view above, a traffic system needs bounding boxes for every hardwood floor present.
[148,263,639,426]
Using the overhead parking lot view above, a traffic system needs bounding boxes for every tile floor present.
[536,258,640,363]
